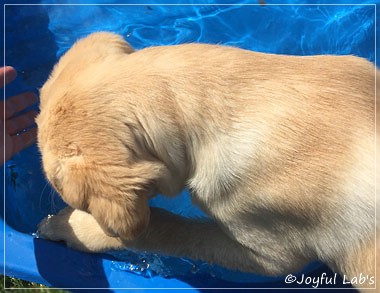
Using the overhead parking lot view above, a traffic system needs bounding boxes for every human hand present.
[1,66,38,165]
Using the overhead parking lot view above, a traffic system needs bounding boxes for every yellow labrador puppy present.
[36,32,378,290]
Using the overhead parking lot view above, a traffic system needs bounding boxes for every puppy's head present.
[36,32,159,241]
[38,148,162,240]
[39,31,134,107]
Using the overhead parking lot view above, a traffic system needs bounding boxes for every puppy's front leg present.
[38,207,259,271]
[39,207,295,275]
[131,207,262,273]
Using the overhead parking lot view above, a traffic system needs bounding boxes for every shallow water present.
[3,1,377,283]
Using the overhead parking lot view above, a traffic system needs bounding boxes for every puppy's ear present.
[44,151,89,211]
[55,157,166,241]
[88,192,150,240]
[86,160,167,240]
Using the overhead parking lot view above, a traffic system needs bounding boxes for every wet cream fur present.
[36,32,378,290]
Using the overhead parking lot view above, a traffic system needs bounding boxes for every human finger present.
[2,92,38,120]
[0,66,17,87]
[5,110,38,135]
[10,127,37,156]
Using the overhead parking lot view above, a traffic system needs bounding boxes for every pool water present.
[2,0,378,289]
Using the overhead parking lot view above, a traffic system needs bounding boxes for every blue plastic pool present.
[2,0,378,291]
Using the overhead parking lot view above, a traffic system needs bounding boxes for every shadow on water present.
[2,3,109,290]
[3,4,109,289]
[3,4,62,234]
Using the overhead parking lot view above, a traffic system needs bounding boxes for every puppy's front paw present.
[38,207,76,242]
[38,207,124,252]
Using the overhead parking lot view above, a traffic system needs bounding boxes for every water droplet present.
[139,257,150,271]
[31,232,39,238]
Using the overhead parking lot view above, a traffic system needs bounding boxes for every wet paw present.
[37,207,76,242]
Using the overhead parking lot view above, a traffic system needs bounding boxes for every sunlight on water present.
[40,3,376,61]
